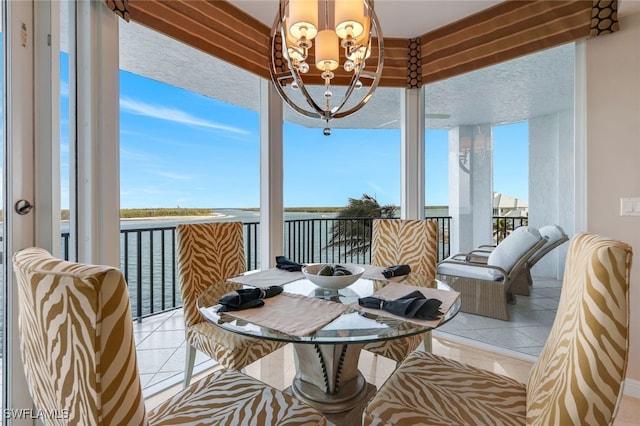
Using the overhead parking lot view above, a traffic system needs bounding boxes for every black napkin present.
[382,264,411,279]
[275,256,304,272]
[358,290,443,320]
[218,286,283,312]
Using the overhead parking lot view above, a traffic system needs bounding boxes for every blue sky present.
[58,52,528,209]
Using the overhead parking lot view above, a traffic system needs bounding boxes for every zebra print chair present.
[364,233,632,425]
[363,219,439,362]
[11,247,326,425]
[176,221,286,387]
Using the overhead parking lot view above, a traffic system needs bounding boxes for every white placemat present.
[220,293,349,336]
[227,268,304,288]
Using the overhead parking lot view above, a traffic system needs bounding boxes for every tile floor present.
[437,276,563,358]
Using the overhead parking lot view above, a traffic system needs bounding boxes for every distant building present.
[493,193,528,217]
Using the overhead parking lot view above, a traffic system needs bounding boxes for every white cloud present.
[120,97,250,135]
[60,81,69,97]
[155,171,193,180]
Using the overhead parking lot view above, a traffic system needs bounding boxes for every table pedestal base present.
[288,342,376,420]
[285,383,376,426]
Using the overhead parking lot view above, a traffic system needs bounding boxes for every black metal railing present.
[282,216,452,265]
[284,217,373,265]
[61,216,453,321]
[121,227,178,321]
[493,216,529,244]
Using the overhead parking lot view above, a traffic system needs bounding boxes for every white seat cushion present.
[538,225,566,251]
[486,226,541,277]
[437,227,541,281]
[436,261,504,281]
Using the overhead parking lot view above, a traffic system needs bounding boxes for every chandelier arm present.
[327,16,384,119]
[294,76,331,117]
[269,15,327,119]
[358,70,378,80]
[273,71,295,82]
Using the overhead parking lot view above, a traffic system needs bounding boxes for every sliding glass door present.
[2,1,66,420]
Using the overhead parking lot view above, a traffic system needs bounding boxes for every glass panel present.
[283,91,401,265]
[425,43,576,357]
[60,1,70,258]
[0,1,4,406]
[425,129,449,211]
[118,20,261,319]
[493,121,529,242]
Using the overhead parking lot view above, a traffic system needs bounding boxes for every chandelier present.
[269,0,384,134]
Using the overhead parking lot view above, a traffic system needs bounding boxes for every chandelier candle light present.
[270,0,384,135]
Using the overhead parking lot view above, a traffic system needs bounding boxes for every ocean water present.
[119,206,449,229]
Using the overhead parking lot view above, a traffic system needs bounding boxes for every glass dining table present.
[197,266,461,421]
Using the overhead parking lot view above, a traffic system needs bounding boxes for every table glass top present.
[197,272,461,345]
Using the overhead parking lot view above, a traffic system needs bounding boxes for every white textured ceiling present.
[230,0,502,39]
[119,20,573,130]
[114,1,636,130]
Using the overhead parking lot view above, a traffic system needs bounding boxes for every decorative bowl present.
[302,263,365,290]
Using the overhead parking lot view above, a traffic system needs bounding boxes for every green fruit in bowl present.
[333,265,352,275]
[318,265,334,276]
[333,270,346,276]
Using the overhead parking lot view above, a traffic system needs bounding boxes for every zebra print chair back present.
[365,219,439,362]
[526,232,632,424]
[176,221,246,329]
[371,219,439,277]
[12,247,148,425]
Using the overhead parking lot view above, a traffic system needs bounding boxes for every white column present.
[448,124,493,253]
[258,79,286,385]
[72,0,120,266]
[400,88,425,220]
[529,110,573,279]
[259,79,284,269]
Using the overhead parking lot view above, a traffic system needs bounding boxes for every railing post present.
[161,230,166,311]
[149,231,154,315]
[172,228,177,307]
[136,231,142,322]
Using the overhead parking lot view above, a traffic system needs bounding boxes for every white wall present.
[529,109,574,279]
[586,3,640,384]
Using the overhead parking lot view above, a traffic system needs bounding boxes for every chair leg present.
[184,343,197,389]
[422,331,432,353]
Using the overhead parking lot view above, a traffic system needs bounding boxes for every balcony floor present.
[135,275,561,396]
